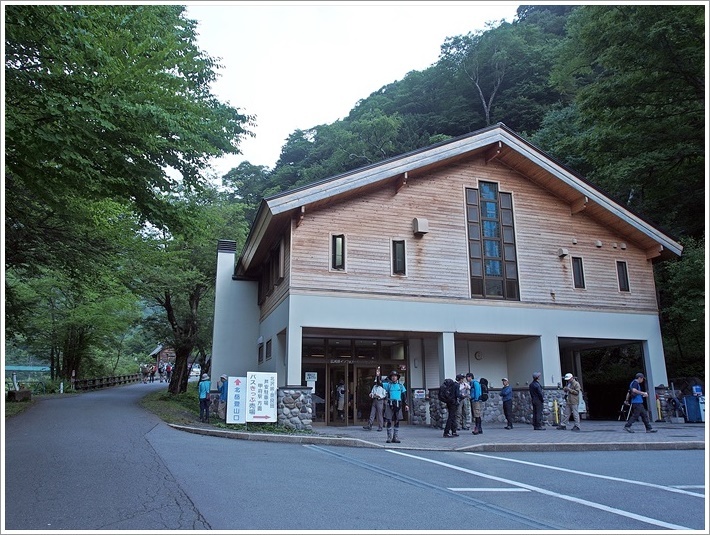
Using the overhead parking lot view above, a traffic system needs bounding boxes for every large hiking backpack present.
[438,379,456,404]
[479,378,489,402]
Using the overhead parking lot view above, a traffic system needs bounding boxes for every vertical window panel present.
[572,257,585,289]
[617,261,630,292]
[392,240,406,275]
[331,234,345,270]
[466,182,519,300]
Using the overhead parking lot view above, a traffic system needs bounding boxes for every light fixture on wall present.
[595,240,603,248]
[557,248,569,257]
[257,336,263,344]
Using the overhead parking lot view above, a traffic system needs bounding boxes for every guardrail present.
[72,374,142,391]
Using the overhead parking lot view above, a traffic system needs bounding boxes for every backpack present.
[479,378,489,402]
[438,379,457,404]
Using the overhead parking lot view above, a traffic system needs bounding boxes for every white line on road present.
[449,488,530,492]
[465,452,705,498]
[388,449,691,530]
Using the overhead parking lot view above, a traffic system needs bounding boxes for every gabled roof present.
[236,123,682,277]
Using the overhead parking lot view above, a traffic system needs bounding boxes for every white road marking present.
[387,449,691,530]
[465,452,705,498]
[449,487,530,492]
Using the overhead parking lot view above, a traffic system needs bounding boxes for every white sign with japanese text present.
[226,376,247,424]
[246,372,277,423]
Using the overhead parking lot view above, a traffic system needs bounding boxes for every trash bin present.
[684,395,704,423]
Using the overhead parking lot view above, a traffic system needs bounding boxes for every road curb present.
[168,424,705,452]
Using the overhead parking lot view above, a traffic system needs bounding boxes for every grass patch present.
[4,397,34,418]
[139,382,314,435]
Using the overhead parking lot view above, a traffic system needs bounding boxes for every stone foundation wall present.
[277,386,313,431]
[427,387,577,428]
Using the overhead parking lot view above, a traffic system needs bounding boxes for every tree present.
[127,185,249,394]
[4,4,254,275]
[547,5,705,238]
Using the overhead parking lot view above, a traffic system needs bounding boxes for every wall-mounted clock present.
[474,351,483,361]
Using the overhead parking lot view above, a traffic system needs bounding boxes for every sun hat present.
[220,374,228,380]
[502,378,508,382]
[564,373,573,381]
[201,373,209,380]
[532,372,541,379]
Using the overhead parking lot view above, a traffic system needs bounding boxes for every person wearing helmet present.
[382,370,407,443]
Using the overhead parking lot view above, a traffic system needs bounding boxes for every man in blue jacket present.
[623,373,658,433]
[500,378,514,429]
[470,375,484,435]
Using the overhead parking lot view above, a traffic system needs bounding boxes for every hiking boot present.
[443,432,454,438]
[623,426,634,433]
[646,429,657,433]
[572,426,581,432]
[362,425,372,431]
[377,427,383,431]
[504,426,512,430]
[557,425,567,430]
[451,432,459,437]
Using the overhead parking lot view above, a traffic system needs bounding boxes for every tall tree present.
[4,4,254,274]
[546,4,705,238]
[127,185,249,394]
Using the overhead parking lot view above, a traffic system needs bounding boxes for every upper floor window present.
[331,234,345,271]
[265,339,272,361]
[392,240,406,275]
[572,257,586,289]
[258,238,285,304]
[466,182,519,300]
[617,261,630,292]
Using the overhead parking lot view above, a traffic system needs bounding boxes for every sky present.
[184,1,521,177]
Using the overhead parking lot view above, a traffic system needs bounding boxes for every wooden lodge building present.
[209,123,682,429]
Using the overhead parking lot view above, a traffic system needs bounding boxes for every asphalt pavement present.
[173,416,706,452]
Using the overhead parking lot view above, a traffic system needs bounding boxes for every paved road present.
[4,382,706,531]
[4,381,209,530]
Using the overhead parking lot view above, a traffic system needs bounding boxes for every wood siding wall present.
[281,156,659,313]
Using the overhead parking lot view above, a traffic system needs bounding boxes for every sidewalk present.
[171,418,706,452]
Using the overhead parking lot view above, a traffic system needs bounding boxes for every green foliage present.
[657,237,706,378]
[5,4,254,274]
[547,5,705,238]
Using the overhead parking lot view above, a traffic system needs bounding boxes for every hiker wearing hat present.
[530,372,545,430]
[557,373,582,431]
[217,374,229,421]
[198,372,212,423]
[382,370,407,443]
[623,373,658,434]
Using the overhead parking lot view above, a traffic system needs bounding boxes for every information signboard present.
[246,372,278,422]
[226,376,247,424]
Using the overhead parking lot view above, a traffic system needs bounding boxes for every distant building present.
[149,344,175,366]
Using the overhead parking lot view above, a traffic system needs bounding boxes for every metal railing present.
[72,374,142,391]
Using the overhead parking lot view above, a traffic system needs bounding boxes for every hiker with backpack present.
[457,374,472,431]
[382,370,407,443]
[439,377,460,438]
[470,375,488,435]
